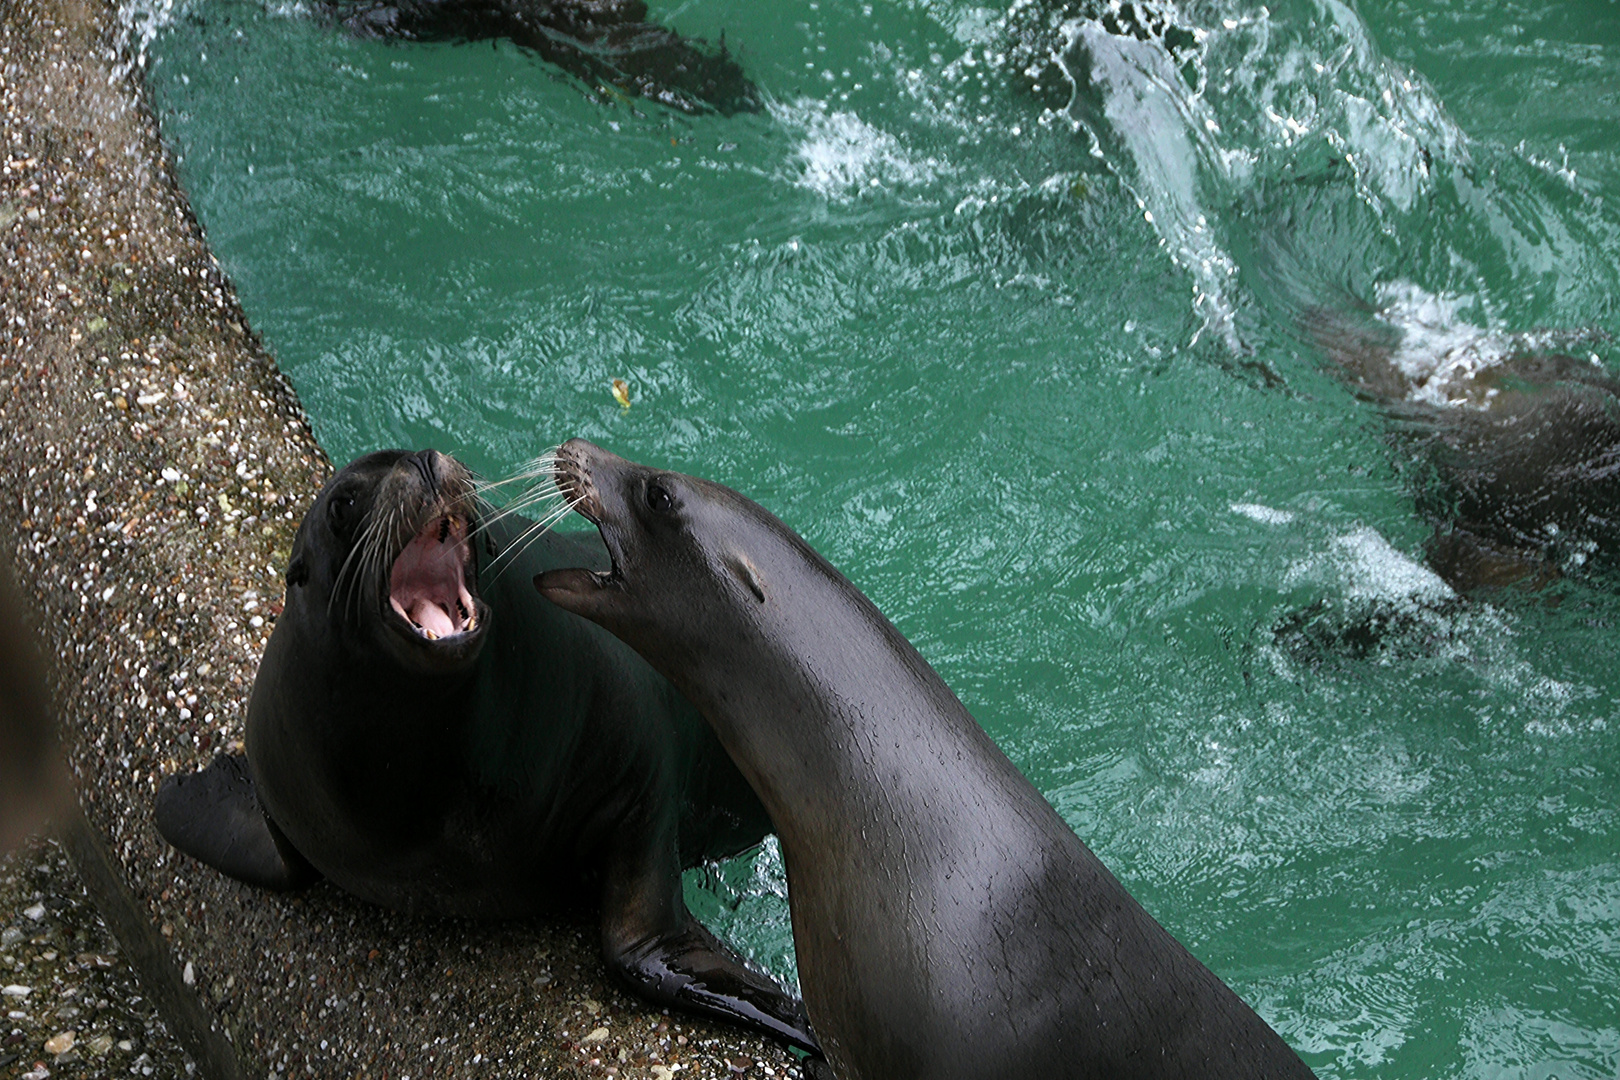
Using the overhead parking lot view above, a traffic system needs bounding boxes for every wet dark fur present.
[1304,306,1620,593]
[537,439,1319,1080]
[320,0,761,115]
[154,450,819,1057]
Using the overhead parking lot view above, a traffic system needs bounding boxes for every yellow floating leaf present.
[611,379,631,409]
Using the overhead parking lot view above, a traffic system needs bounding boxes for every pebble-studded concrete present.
[0,2,805,1077]
[1,837,195,1079]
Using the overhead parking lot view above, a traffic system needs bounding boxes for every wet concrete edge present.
[0,1,803,1077]
[61,808,243,1078]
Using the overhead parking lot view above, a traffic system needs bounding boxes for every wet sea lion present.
[154,449,819,1055]
[534,439,1319,1080]
[1304,304,1620,592]
[322,0,762,115]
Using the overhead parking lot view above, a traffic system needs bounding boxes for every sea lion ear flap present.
[726,555,766,605]
[285,555,309,588]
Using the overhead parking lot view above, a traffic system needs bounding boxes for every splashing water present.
[138,0,1620,1075]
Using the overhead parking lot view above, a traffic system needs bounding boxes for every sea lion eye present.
[327,493,359,533]
[646,480,675,514]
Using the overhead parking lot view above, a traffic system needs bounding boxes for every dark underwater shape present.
[1303,305,1620,593]
[319,0,762,115]
[0,552,71,855]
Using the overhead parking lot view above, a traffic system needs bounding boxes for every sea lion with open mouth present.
[534,439,1318,1080]
[154,449,819,1055]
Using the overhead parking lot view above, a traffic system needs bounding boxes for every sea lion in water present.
[534,439,1318,1080]
[321,0,762,115]
[1304,304,1620,591]
[154,449,819,1055]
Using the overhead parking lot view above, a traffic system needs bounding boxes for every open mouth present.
[388,513,478,641]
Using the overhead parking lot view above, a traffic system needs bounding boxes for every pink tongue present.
[406,598,456,638]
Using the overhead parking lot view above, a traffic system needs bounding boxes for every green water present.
[140,0,1620,1074]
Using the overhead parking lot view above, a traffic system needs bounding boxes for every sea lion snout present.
[551,438,607,524]
[535,440,625,618]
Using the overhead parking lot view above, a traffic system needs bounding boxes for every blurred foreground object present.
[0,550,71,853]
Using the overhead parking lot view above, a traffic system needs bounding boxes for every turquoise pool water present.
[140,1,1620,1074]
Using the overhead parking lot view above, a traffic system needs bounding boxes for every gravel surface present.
[1,837,194,1080]
[0,1,808,1076]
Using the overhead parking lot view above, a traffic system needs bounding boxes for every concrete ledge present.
[0,2,803,1076]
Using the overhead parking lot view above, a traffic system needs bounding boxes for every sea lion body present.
[321,0,762,116]
[1305,306,1620,590]
[245,505,757,917]
[156,450,817,1054]
[536,440,1318,1080]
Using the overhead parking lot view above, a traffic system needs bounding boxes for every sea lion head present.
[286,449,490,673]
[534,439,780,666]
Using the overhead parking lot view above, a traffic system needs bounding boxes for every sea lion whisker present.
[364,507,399,618]
[485,501,581,580]
[359,506,401,622]
[341,507,388,623]
[471,453,563,499]
[348,507,386,618]
[473,487,570,537]
[484,494,590,584]
[482,484,566,520]
[472,467,559,501]
[470,470,547,498]
[328,502,387,619]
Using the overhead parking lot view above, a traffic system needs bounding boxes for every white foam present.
[774,99,941,201]
[1285,526,1453,604]
[1050,0,1465,353]
[1231,502,1295,525]
[1367,281,1602,409]
[1374,282,1513,407]
[115,0,182,70]
[1061,17,1244,349]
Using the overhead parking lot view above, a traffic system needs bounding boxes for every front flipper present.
[610,915,820,1051]
[599,827,821,1059]
[154,753,320,891]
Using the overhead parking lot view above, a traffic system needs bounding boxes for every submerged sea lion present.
[321,0,761,115]
[1304,304,1620,591]
[535,439,1318,1080]
[154,449,819,1055]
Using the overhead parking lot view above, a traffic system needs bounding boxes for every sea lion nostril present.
[407,450,437,489]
